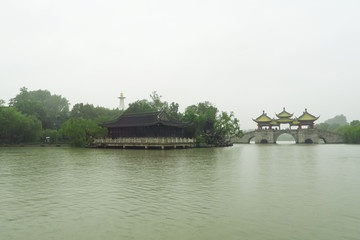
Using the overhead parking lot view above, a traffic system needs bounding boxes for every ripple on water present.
[1,145,360,240]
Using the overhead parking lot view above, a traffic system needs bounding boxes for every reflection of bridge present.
[238,129,344,144]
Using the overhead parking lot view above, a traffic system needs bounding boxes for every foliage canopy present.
[10,87,69,129]
[70,103,121,123]
[317,115,360,144]
[0,107,42,143]
[2,88,245,147]
[60,118,107,147]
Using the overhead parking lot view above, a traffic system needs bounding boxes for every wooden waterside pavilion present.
[94,111,195,149]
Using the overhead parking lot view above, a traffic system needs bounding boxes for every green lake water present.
[0,144,359,240]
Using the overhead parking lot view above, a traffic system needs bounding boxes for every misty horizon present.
[1,0,359,129]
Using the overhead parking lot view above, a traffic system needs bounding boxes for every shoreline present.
[0,143,68,147]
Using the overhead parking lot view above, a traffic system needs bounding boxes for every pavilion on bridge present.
[297,109,319,129]
[253,108,319,130]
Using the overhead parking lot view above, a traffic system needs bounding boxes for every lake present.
[1,144,359,240]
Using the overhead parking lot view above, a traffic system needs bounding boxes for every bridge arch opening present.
[249,137,255,144]
[305,139,313,144]
[276,133,296,144]
[260,139,268,144]
[318,137,326,144]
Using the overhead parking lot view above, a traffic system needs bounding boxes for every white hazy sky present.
[1,0,360,129]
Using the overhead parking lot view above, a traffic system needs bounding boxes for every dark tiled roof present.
[100,111,190,128]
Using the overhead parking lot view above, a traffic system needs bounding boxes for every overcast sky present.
[1,0,359,129]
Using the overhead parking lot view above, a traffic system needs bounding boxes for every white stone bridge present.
[237,129,345,144]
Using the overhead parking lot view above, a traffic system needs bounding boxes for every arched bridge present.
[237,129,344,144]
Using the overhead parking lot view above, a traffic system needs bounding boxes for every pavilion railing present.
[93,137,196,145]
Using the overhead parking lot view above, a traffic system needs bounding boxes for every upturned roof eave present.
[275,113,294,118]
[252,118,271,123]
[298,117,320,122]
[276,119,294,123]
[297,114,320,121]
[275,108,293,118]
[100,119,191,128]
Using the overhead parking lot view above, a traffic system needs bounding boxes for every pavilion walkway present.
[92,137,196,149]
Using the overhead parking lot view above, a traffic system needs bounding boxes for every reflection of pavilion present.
[253,108,319,130]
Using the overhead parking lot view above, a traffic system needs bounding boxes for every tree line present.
[0,88,243,147]
[315,115,360,144]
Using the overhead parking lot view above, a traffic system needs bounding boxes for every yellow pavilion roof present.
[291,118,300,125]
[253,111,272,123]
[270,119,279,126]
[277,118,293,123]
[297,109,319,121]
[276,107,293,118]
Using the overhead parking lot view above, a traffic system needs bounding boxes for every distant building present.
[100,111,192,138]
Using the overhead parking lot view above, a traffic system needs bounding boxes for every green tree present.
[166,102,181,120]
[337,125,360,144]
[41,129,60,143]
[0,99,5,106]
[215,111,242,138]
[70,103,121,123]
[93,106,121,122]
[13,98,46,121]
[182,102,218,143]
[0,107,42,143]
[124,99,155,114]
[316,115,350,131]
[10,87,70,129]
[149,91,167,111]
[60,118,107,147]
[204,111,242,146]
[325,114,348,125]
[149,91,181,120]
[182,102,242,146]
[324,114,348,130]
[124,91,181,120]
[315,122,330,131]
[71,103,97,119]
[350,120,360,126]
